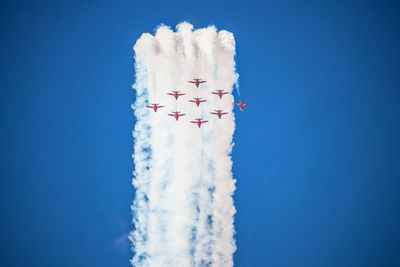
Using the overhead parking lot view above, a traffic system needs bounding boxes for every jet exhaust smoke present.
[130,22,238,267]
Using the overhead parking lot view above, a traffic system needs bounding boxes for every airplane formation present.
[211,110,229,119]
[212,89,229,99]
[147,78,249,128]
[167,90,185,100]
[168,111,186,121]
[188,78,206,88]
[189,97,207,107]
[190,118,208,128]
[146,103,164,112]
[234,101,250,111]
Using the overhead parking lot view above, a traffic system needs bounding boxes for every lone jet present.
[210,110,229,119]
[147,103,164,112]
[188,78,206,88]
[234,101,249,111]
[189,97,207,107]
[168,111,186,121]
[211,90,229,99]
[190,118,208,128]
[167,91,185,100]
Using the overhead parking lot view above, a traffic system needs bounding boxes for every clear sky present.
[1,0,399,266]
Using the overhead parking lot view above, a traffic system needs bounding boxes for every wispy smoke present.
[130,22,238,267]
[234,78,241,97]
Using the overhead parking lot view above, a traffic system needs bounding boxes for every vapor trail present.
[130,22,238,267]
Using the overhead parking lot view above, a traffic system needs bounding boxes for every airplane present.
[234,101,249,111]
[210,110,229,119]
[146,103,164,112]
[211,90,229,99]
[168,111,186,121]
[167,90,185,100]
[188,78,206,88]
[190,118,208,128]
[189,97,207,107]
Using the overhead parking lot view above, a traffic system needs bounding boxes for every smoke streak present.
[130,22,238,267]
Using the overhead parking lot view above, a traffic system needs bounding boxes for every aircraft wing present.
[188,81,195,83]
[199,81,206,83]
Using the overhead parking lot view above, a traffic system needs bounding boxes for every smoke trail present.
[130,22,238,267]
[234,79,241,97]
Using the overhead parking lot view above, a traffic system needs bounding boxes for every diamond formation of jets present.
[147,103,164,112]
[210,110,229,119]
[234,101,249,111]
[189,97,207,107]
[211,90,229,99]
[167,90,185,100]
[168,111,186,121]
[190,118,208,128]
[188,78,206,88]
[148,78,248,128]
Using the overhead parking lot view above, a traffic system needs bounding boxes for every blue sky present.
[1,0,399,266]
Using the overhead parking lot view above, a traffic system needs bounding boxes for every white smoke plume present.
[130,22,238,267]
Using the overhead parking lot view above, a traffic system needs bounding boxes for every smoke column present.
[130,22,238,267]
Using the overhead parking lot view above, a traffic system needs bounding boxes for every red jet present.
[147,103,164,112]
[211,90,229,99]
[210,110,229,119]
[189,97,207,107]
[167,91,185,100]
[188,78,206,88]
[168,111,186,121]
[190,118,208,128]
[234,101,249,111]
